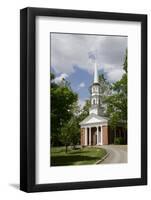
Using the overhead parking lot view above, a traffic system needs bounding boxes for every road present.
[100,145,127,164]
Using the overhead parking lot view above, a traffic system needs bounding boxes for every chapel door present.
[92,132,97,145]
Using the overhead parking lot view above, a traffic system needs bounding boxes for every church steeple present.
[89,62,103,116]
[94,62,98,83]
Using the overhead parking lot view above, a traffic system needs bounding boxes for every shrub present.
[114,137,124,144]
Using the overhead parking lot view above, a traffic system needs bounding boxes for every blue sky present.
[50,33,127,107]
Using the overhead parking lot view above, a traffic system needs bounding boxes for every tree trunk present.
[114,128,116,144]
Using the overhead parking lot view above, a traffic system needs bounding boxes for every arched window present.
[93,99,95,104]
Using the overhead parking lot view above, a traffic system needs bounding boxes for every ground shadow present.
[67,150,91,154]
[51,155,99,166]
[9,183,20,190]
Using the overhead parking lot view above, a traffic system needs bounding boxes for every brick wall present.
[102,126,109,145]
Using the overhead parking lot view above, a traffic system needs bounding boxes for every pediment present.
[79,113,108,126]
[86,117,102,124]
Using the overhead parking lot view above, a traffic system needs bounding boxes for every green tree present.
[51,73,78,146]
[98,74,111,116]
[60,116,80,152]
[106,50,127,135]
[60,124,71,153]
[123,49,127,73]
[78,100,91,122]
[99,74,111,96]
[68,116,80,149]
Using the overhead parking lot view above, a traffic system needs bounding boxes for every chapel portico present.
[80,113,109,146]
[81,125,102,146]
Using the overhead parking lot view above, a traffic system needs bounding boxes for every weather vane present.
[88,50,98,63]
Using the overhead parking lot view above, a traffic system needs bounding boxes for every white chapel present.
[79,62,109,146]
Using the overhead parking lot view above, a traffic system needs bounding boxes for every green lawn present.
[51,146,107,166]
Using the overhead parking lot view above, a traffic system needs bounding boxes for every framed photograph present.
[20,7,147,192]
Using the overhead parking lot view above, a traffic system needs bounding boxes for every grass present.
[51,146,107,166]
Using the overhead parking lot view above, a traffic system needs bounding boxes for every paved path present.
[100,145,127,164]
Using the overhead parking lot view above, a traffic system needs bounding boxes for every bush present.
[114,137,124,144]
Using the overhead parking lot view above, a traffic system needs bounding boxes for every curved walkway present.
[99,145,127,164]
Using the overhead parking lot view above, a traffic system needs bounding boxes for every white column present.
[85,127,87,146]
[97,126,99,145]
[89,127,91,146]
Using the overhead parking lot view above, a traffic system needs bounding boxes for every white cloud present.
[79,82,85,89]
[79,82,85,88]
[76,82,86,91]
[54,73,68,84]
[51,33,127,82]
[106,68,125,82]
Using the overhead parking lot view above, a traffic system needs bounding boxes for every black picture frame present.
[20,7,147,192]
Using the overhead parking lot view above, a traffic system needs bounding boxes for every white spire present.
[94,62,98,83]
